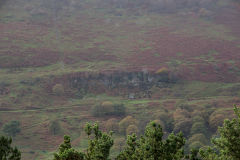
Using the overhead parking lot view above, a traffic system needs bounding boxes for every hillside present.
[0,0,240,159]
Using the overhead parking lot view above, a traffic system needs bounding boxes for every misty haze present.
[0,0,240,159]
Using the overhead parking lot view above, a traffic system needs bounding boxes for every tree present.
[53,135,84,160]
[174,118,192,136]
[91,102,114,117]
[0,136,21,160]
[119,116,138,134]
[3,121,21,137]
[52,84,65,96]
[112,104,126,116]
[117,121,185,160]
[49,120,63,135]
[200,106,240,160]
[53,123,114,160]
[188,133,208,145]
[126,125,138,136]
[105,118,119,133]
[84,123,114,160]
[113,137,125,152]
[190,122,207,135]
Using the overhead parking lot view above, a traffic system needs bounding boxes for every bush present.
[119,116,138,134]
[91,102,126,117]
[177,103,194,112]
[173,108,191,122]
[192,116,205,124]
[49,120,62,135]
[3,121,21,137]
[112,104,126,116]
[190,122,207,135]
[154,111,174,132]
[188,133,208,145]
[173,118,192,136]
[208,113,225,131]
[153,110,169,123]
[189,141,204,150]
[91,102,114,117]
[102,101,113,107]
[126,125,138,136]
[113,137,125,151]
[105,118,119,133]
[155,67,169,75]
[52,84,64,96]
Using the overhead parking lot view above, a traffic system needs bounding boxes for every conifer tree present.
[53,135,84,160]
[117,121,185,160]
[85,123,114,160]
[200,106,240,160]
[0,136,21,160]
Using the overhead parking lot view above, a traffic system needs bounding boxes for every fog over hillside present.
[0,0,240,159]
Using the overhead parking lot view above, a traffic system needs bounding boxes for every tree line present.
[1,106,240,160]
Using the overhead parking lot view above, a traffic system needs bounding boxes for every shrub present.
[102,101,113,107]
[173,108,191,122]
[112,104,126,116]
[190,122,207,135]
[52,84,64,96]
[3,121,21,137]
[155,67,169,75]
[91,102,114,117]
[153,110,169,123]
[173,118,192,136]
[113,137,125,151]
[154,111,174,132]
[105,118,119,133]
[177,103,194,112]
[126,125,138,136]
[192,115,205,124]
[119,116,138,134]
[188,133,208,145]
[155,67,170,83]
[189,141,204,150]
[49,120,62,135]
[208,113,225,131]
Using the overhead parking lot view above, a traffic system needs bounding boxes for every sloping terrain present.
[0,0,240,159]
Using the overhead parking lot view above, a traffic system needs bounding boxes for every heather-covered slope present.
[0,0,240,159]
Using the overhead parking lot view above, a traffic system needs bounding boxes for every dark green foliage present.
[91,104,113,117]
[91,103,126,117]
[0,136,21,160]
[112,104,126,116]
[52,106,240,160]
[85,123,114,160]
[116,134,138,160]
[185,149,201,160]
[54,123,114,160]
[3,121,21,137]
[53,135,84,160]
[117,121,185,160]
[200,106,240,160]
